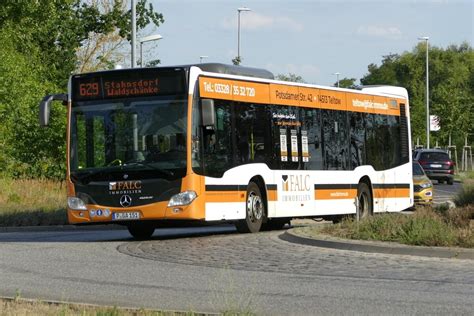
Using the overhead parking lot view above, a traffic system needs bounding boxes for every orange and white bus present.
[40,63,413,239]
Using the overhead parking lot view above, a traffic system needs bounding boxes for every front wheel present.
[127,222,155,240]
[357,182,373,220]
[235,182,265,233]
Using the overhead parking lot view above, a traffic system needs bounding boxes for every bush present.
[399,215,456,246]
[445,205,474,226]
[322,206,473,248]
[455,184,474,207]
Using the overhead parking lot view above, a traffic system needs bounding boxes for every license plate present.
[112,212,140,221]
[431,164,442,168]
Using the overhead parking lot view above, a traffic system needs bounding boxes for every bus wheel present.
[357,182,372,220]
[127,222,155,240]
[236,182,265,233]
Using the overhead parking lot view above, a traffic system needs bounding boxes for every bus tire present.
[357,182,372,220]
[236,182,265,233]
[127,222,155,240]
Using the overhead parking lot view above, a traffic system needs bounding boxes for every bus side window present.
[366,114,385,170]
[270,105,300,170]
[235,102,252,164]
[387,115,400,168]
[322,109,348,170]
[350,112,367,169]
[300,108,322,171]
[231,102,274,167]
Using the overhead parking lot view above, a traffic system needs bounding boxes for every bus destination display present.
[78,79,159,98]
[72,69,185,101]
[103,78,159,97]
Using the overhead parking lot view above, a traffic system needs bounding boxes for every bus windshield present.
[70,96,187,182]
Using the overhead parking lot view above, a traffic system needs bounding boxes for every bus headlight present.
[168,191,197,207]
[68,197,87,210]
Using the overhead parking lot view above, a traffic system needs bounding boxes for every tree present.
[145,59,162,67]
[0,0,164,178]
[336,78,357,89]
[76,1,129,72]
[232,56,242,66]
[76,0,164,72]
[0,27,65,178]
[276,73,305,83]
[0,0,163,86]
[360,54,401,86]
[361,43,473,152]
[429,44,473,146]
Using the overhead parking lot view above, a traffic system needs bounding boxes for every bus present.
[39,63,413,239]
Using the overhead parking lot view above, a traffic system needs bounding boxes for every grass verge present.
[319,205,474,248]
[455,170,474,183]
[0,297,210,316]
[0,178,67,226]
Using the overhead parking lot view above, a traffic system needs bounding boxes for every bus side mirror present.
[201,99,215,128]
[39,94,68,126]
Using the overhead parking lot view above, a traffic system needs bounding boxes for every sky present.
[139,0,473,86]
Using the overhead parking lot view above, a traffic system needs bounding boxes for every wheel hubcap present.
[247,192,263,223]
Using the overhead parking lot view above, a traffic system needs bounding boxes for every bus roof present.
[71,63,274,80]
[195,63,274,80]
[359,85,409,100]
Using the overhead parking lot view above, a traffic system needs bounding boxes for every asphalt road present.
[432,181,463,205]
[1,225,473,315]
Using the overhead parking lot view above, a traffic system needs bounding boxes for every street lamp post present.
[139,34,163,67]
[237,7,251,63]
[418,36,430,149]
[131,0,137,68]
[200,55,209,63]
[333,72,341,88]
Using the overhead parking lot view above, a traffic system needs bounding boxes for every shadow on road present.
[0,225,237,243]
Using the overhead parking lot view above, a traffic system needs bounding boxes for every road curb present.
[0,224,125,233]
[280,228,474,260]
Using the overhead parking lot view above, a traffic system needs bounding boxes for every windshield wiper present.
[71,162,175,184]
[123,161,175,177]
[71,164,128,184]
[71,169,107,184]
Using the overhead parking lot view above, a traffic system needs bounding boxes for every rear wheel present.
[357,182,372,220]
[127,222,155,240]
[236,182,265,233]
[447,178,454,185]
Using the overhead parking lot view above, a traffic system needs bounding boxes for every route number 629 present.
[79,83,99,97]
